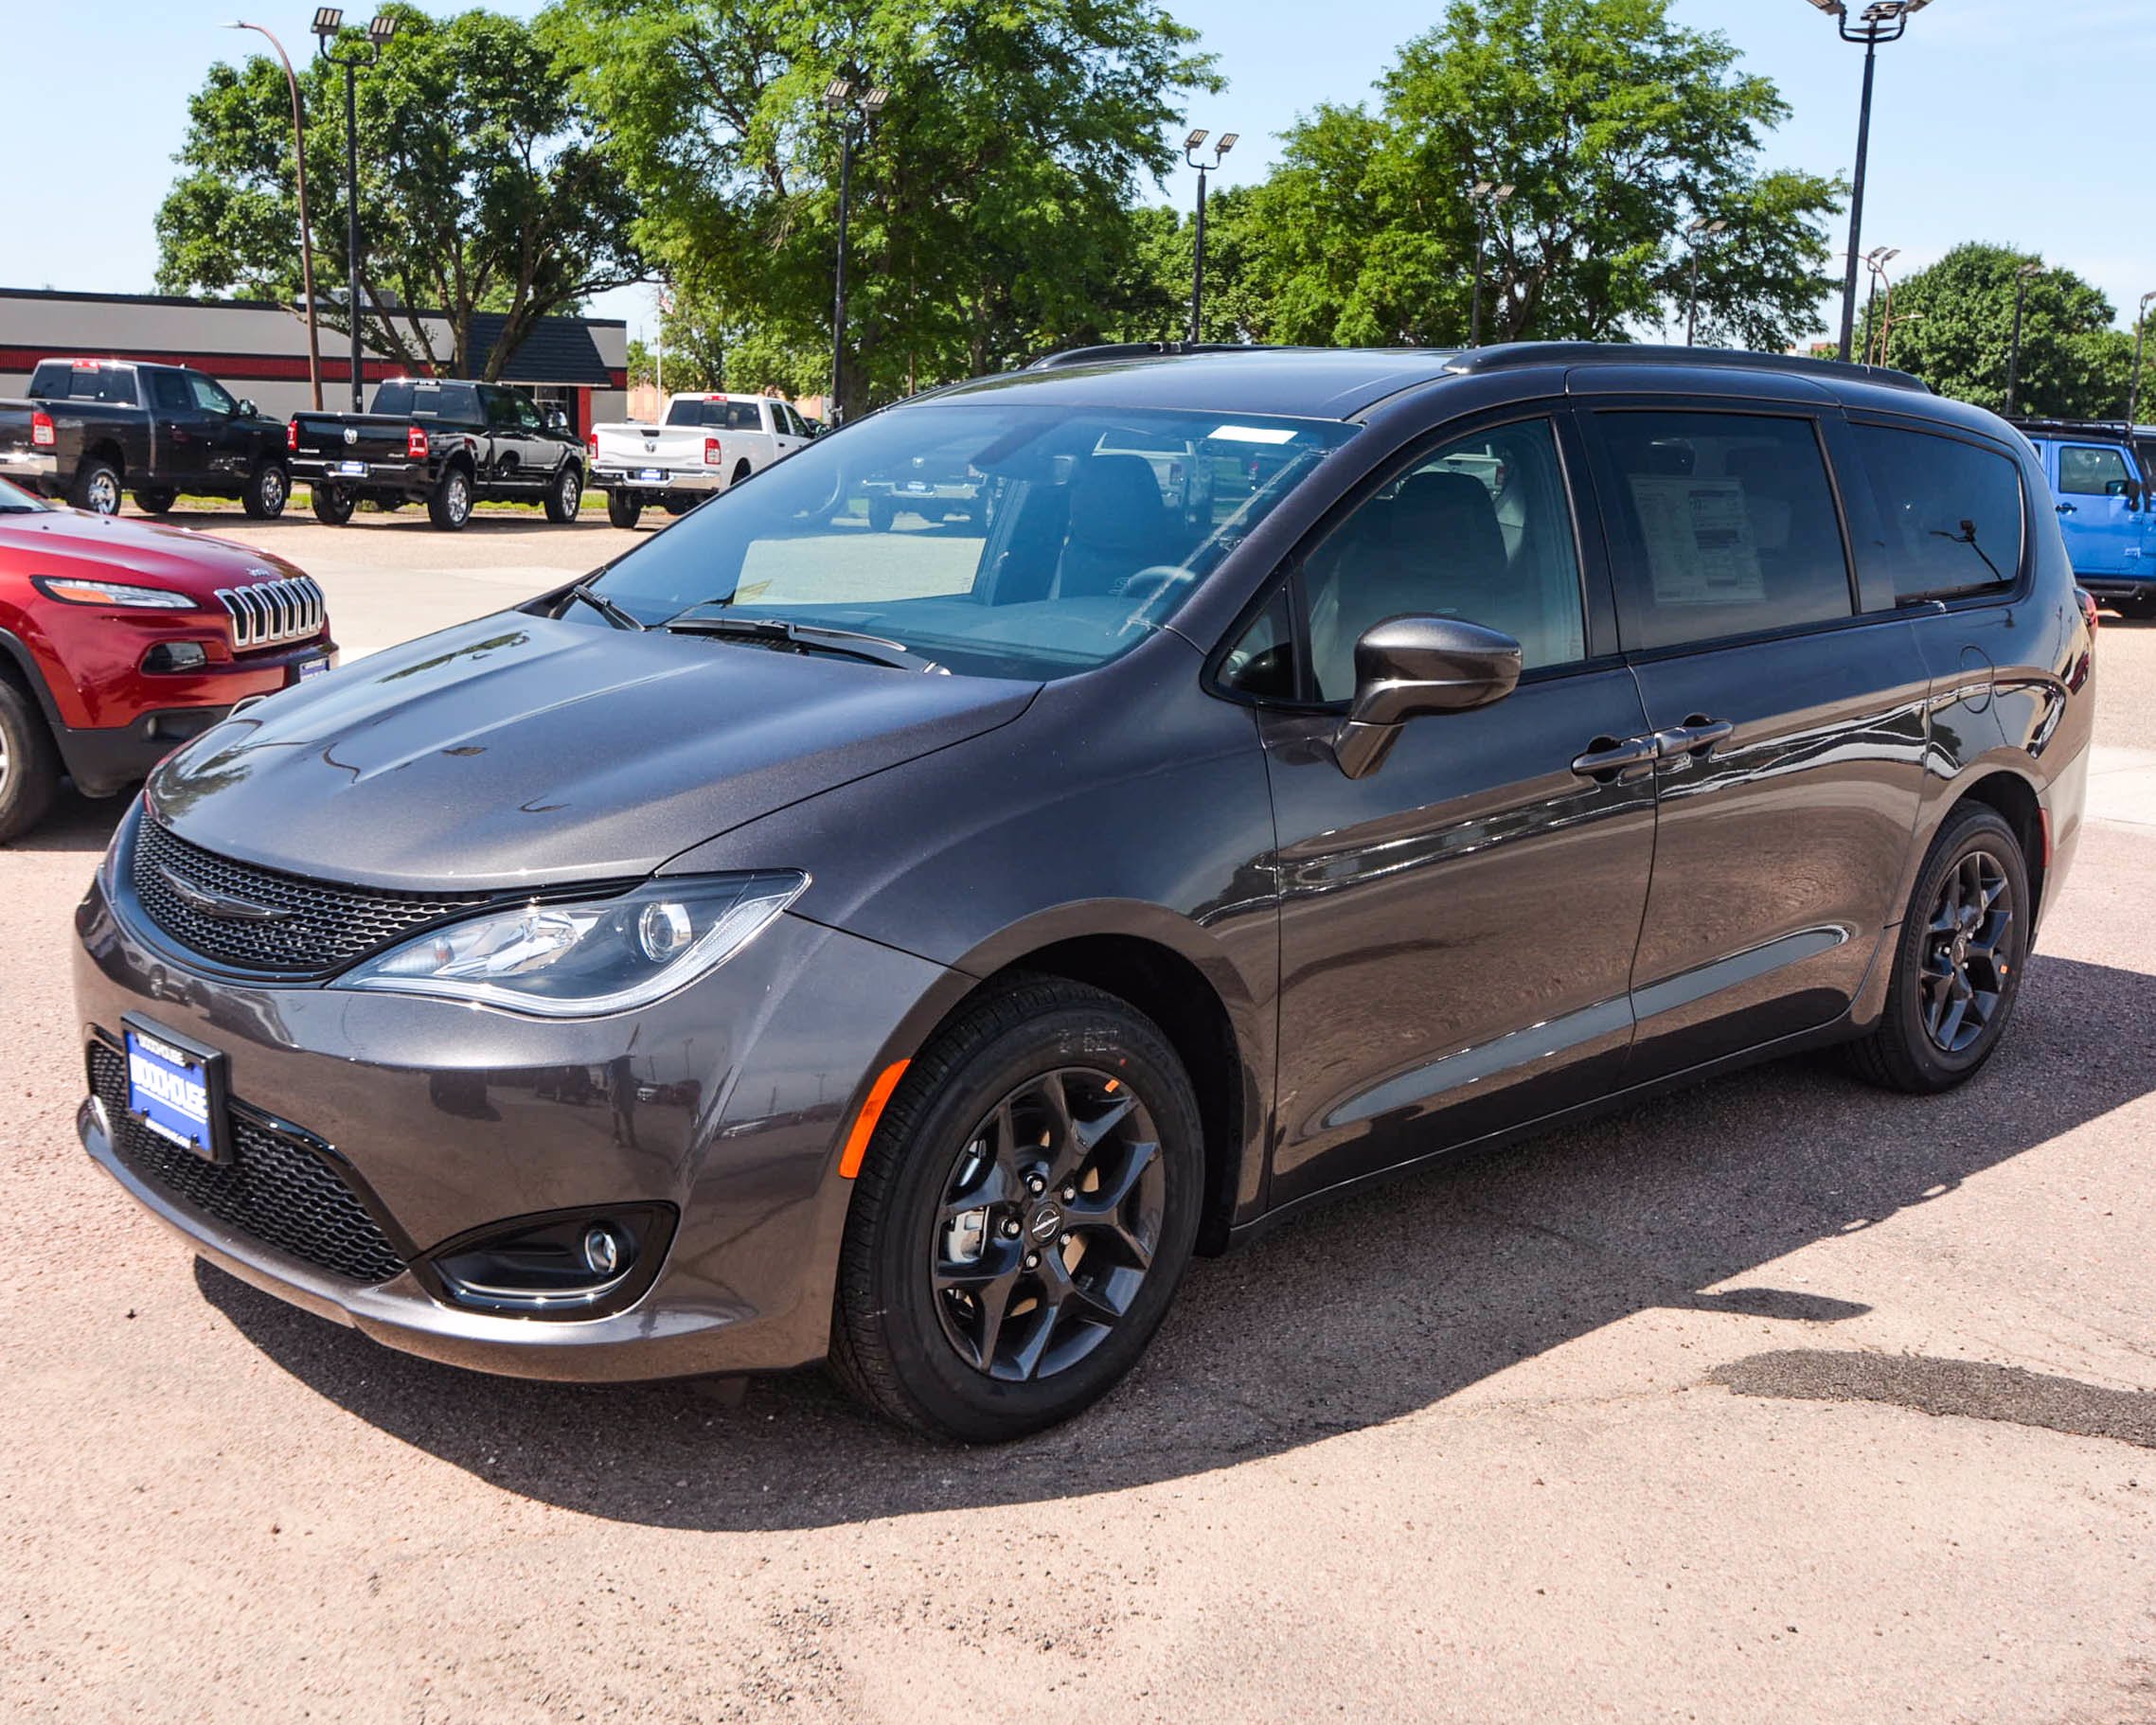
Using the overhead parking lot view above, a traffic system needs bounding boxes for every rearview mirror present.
[236,399,258,418]
[1334,615,1523,779]
[546,408,570,431]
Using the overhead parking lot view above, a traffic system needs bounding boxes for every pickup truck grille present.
[217,577,325,651]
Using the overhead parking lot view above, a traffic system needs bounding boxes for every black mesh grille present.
[131,815,498,976]
[90,1040,406,1284]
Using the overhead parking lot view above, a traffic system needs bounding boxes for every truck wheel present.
[544,464,584,525]
[731,459,753,488]
[663,499,697,518]
[72,461,123,516]
[241,462,290,520]
[427,467,473,531]
[311,484,356,525]
[0,679,61,844]
[868,496,898,532]
[606,490,643,529]
[132,486,178,515]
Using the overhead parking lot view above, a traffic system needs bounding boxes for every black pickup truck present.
[0,358,293,517]
[288,379,587,530]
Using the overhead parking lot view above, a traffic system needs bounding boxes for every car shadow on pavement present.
[196,950,2156,1532]
[9,785,130,854]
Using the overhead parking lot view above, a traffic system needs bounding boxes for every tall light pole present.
[2005,259,2042,418]
[2128,290,2156,427]
[1467,180,1515,347]
[1184,130,1237,344]
[825,74,888,429]
[222,21,323,409]
[313,9,398,411]
[1684,217,1728,347]
[1803,0,1934,363]
[1858,246,1898,365]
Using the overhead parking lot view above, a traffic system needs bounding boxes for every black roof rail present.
[1025,341,1309,371]
[2008,415,2141,437]
[1445,341,1931,394]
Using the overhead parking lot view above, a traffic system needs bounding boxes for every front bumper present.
[72,836,953,1380]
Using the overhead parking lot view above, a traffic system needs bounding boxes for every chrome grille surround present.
[216,575,325,650]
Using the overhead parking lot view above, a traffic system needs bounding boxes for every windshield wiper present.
[561,581,645,631]
[663,613,944,673]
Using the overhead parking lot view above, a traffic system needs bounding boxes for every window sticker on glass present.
[1627,475,1765,605]
[1207,425,1299,445]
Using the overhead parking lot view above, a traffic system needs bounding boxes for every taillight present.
[31,410,55,449]
[2076,586,2100,636]
[286,418,299,451]
[585,428,597,456]
[704,436,722,466]
[407,424,430,460]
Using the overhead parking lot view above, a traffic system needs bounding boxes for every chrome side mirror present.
[1334,615,1523,779]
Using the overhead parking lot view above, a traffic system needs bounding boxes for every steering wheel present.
[1116,565,1197,607]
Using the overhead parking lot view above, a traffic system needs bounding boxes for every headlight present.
[335,873,807,1016]
[32,576,198,609]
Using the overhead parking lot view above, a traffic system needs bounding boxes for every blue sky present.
[10,0,2151,347]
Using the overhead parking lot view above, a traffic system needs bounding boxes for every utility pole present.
[2005,260,2042,418]
[313,9,399,411]
[824,75,889,428]
[1184,130,1237,343]
[1468,181,1514,347]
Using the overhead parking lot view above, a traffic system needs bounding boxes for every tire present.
[132,486,178,515]
[605,490,643,529]
[311,483,356,525]
[868,495,898,533]
[663,498,697,518]
[544,463,584,525]
[0,677,61,844]
[372,498,405,513]
[730,459,752,489]
[1847,803,2030,1094]
[241,461,290,520]
[829,977,1204,1442]
[71,460,122,516]
[427,466,473,531]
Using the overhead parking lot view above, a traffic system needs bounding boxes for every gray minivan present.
[74,343,2093,1440]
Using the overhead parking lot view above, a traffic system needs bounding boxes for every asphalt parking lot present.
[6,507,2155,1723]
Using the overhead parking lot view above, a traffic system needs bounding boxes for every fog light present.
[142,641,209,674]
[582,1224,623,1276]
[426,1204,674,1318]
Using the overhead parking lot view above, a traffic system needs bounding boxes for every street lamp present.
[2005,259,2043,418]
[2128,290,2156,428]
[1684,217,1729,347]
[1803,0,1935,363]
[1185,129,1237,344]
[1467,180,1515,347]
[1858,246,1898,365]
[313,9,399,411]
[825,74,889,429]
[222,22,323,409]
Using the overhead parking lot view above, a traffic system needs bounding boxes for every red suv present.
[0,478,334,839]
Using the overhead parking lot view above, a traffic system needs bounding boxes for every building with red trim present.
[0,288,629,433]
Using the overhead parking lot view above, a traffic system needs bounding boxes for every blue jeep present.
[2012,418,2155,614]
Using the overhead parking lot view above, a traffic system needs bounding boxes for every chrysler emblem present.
[159,867,291,922]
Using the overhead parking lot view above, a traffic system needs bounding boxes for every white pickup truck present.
[587,393,815,527]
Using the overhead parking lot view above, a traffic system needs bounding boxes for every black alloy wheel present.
[830,978,1203,1442]
[1848,802,2028,1094]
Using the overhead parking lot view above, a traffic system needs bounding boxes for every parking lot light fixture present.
[222,21,324,410]
[1805,0,1934,362]
[312,6,343,30]
[366,11,397,45]
[827,75,890,427]
[1468,181,1516,348]
[2129,290,2156,428]
[1185,129,1236,344]
[2006,259,2043,418]
[1684,217,1730,347]
[316,9,394,410]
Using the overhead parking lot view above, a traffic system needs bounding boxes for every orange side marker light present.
[838,1060,910,1179]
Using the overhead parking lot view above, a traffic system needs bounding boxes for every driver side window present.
[1305,418,1587,702]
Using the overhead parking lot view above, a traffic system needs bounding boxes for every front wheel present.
[829,978,1203,1442]
[1847,803,2030,1094]
[544,463,583,524]
[310,483,356,525]
[72,461,122,516]
[0,678,62,843]
[241,461,289,520]
[605,489,643,529]
[427,466,472,531]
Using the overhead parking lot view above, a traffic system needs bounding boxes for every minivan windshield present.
[584,401,1355,679]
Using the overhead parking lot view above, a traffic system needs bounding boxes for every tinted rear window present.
[29,362,137,405]
[370,381,480,420]
[1594,411,1854,651]
[1850,422,2023,601]
[666,398,764,432]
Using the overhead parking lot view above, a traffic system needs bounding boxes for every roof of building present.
[469,313,615,386]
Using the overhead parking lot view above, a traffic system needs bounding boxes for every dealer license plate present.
[637,467,667,482]
[334,459,368,478]
[295,654,330,683]
[122,1019,228,1165]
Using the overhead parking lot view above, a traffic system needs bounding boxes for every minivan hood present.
[149,613,1037,889]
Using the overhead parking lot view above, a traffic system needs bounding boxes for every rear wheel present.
[72,461,122,516]
[730,458,753,489]
[544,463,584,524]
[0,678,61,844]
[829,978,1203,1442]
[311,483,356,525]
[427,466,473,531]
[1847,803,2030,1094]
[868,495,898,532]
[132,486,178,515]
[606,490,643,529]
[241,461,289,520]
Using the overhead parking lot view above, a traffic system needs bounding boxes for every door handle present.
[1653,718,1736,758]
[1571,735,1659,779]
[2058,503,2077,515]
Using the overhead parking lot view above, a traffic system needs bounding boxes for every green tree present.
[156,5,642,380]
[543,0,1216,412]
[1224,0,1842,349]
[1856,243,2135,418]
